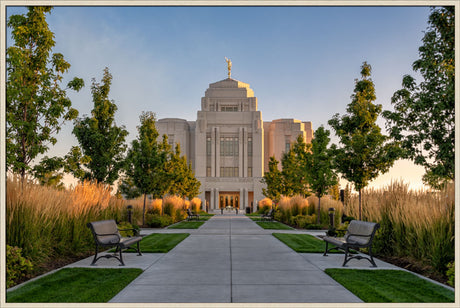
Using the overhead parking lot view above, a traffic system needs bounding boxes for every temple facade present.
[157,75,313,211]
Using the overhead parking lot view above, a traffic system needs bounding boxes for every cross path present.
[109,214,363,303]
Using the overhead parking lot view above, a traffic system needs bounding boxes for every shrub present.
[6,245,33,288]
[146,214,174,228]
[305,223,323,230]
[117,221,139,237]
[446,261,455,287]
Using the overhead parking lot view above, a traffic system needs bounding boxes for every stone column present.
[210,189,215,210]
[239,188,244,210]
[244,188,248,210]
[239,127,244,177]
[215,127,220,177]
[215,188,220,210]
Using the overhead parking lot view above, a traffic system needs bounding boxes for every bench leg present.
[118,246,125,266]
[342,247,350,267]
[91,245,99,265]
[368,246,377,267]
[323,242,329,256]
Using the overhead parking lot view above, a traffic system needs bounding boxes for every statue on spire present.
[225,57,232,79]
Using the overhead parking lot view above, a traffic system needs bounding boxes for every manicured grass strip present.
[168,221,205,229]
[123,233,189,253]
[7,268,142,303]
[273,233,335,253]
[325,269,454,303]
[256,221,293,230]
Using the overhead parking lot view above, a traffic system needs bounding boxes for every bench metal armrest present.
[95,232,120,237]
[117,228,140,236]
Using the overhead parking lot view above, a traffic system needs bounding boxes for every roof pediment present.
[206,78,254,98]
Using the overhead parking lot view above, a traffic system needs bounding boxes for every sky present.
[4,3,439,191]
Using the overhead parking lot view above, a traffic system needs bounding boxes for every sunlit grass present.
[7,268,142,303]
[168,221,205,229]
[325,269,454,303]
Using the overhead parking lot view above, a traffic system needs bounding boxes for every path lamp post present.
[328,207,335,228]
[127,205,133,224]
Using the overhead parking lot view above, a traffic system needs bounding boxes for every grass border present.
[325,268,455,303]
[7,267,143,303]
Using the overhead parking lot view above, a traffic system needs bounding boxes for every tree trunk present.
[358,188,362,221]
[142,193,147,226]
[317,196,321,225]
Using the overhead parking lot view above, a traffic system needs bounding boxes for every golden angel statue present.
[225,57,232,78]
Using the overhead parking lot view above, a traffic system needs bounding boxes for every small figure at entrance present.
[236,208,238,215]
[221,208,223,215]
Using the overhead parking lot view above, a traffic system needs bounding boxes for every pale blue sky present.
[5,4,435,190]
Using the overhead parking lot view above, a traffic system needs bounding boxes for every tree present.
[6,7,84,181]
[122,112,169,225]
[32,146,90,188]
[304,126,338,224]
[262,156,283,201]
[72,67,128,185]
[281,135,311,197]
[165,143,201,200]
[328,62,400,220]
[382,6,455,189]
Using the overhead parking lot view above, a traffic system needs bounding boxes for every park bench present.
[187,208,200,221]
[87,220,143,266]
[321,220,380,267]
[261,208,274,221]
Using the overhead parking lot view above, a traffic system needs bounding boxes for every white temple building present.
[157,65,313,211]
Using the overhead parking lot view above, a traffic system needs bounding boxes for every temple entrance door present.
[219,192,240,209]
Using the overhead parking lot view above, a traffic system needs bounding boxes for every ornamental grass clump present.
[346,180,454,274]
[257,197,273,214]
[191,197,202,213]
[307,195,344,226]
[163,195,186,223]
[6,176,136,287]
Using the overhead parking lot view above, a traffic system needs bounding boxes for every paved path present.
[109,214,363,303]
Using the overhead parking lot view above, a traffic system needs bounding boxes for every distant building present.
[157,75,313,211]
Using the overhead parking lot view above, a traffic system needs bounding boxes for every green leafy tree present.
[165,143,201,200]
[382,6,455,189]
[281,135,311,197]
[32,146,91,188]
[328,62,400,220]
[72,67,128,185]
[122,112,169,225]
[6,7,84,181]
[304,126,338,224]
[261,156,283,201]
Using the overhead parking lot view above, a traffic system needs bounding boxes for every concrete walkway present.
[109,214,364,303]
[57,213,452,303]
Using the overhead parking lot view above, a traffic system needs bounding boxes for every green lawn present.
[7,268,142,303]
[325,269,454,303]
[168,221,205,229]
[256,221,293,230]
[273,233,335,253]
[122,233,189,253]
